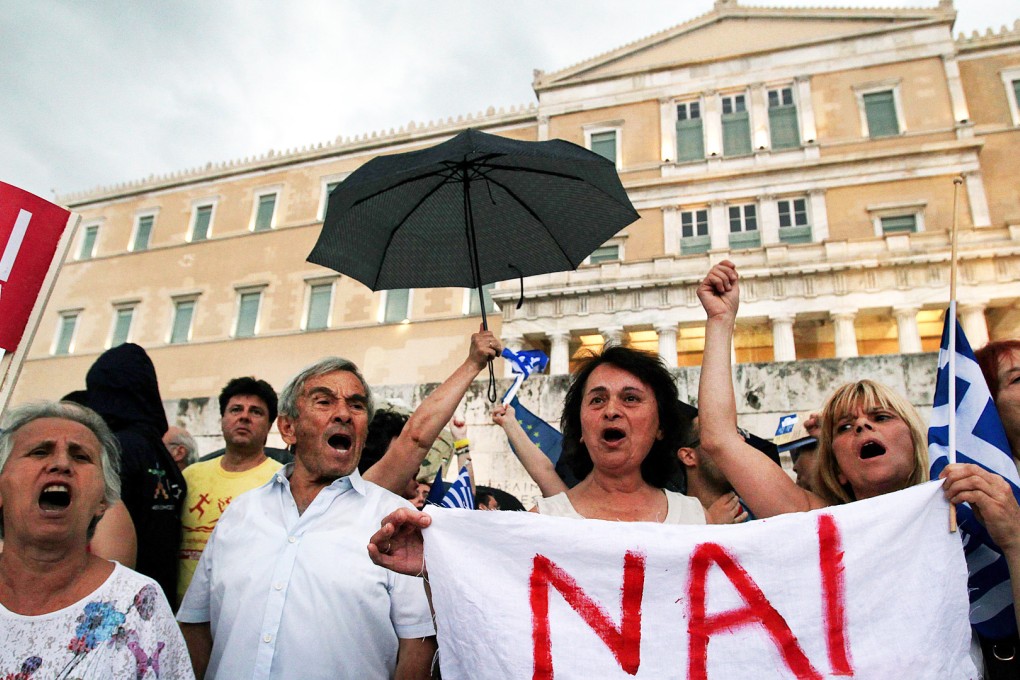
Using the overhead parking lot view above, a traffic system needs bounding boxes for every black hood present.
[86,343,168,437]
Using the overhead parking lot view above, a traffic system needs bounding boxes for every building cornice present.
[60,105,538,208]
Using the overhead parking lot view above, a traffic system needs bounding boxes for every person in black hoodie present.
[86,343,186,602]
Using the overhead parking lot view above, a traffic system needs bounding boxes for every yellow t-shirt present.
[177,456,282,604]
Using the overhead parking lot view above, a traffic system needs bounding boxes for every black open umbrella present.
[309,128,640,400]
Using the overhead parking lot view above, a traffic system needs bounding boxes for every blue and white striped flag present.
[440,465,475,510]
[929,304,1020,638]
[501,348,549,405]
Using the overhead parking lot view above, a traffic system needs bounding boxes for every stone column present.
[941,55,971,126]
[601,326,625,348]
[704,90,723,158]
[795,76,817,144]
[749,82,769,150]
[893,306,922,354]
[537,116,549,142]
[709,200,728,251]
[502,334,523,354]
[771,314,796,362]
[659,97,675,163]
[963,171,992,228]
[549,331,571,376]
[759,193,780,246]
[662,205,680,256]
[831,310,859,358]
[655,322,679,368]
[808,189,829,242]
[959,303,989,349]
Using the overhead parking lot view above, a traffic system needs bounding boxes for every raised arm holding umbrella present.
[310,128,639,401]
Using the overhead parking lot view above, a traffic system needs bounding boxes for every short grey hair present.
[0,401,122,538]
[279,357,375,422]
[166,427,199,465]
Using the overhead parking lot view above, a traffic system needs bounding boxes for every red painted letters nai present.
[529,514,851,679]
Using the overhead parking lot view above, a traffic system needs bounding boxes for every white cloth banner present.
[424,481,978,679]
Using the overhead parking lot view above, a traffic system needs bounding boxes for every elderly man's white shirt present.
[177,466,434,680]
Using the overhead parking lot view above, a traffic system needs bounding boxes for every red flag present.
[0,182,72,352]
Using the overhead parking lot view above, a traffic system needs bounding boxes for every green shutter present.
[192,206,212,241]
[881,215,917,234]
[722,111,752,156]
[236,292,261,337]
[384,289,410,323]
[80,226,98,259]
[590,132,616,163]
[254,194,276,231]
[769,106,800,149]
[864,91,899,138]
[170,301,195,344]
[55,314,77,355]
[675,119,705,161]
[111,308,133,346]
[307,284,332,330]
[133,216,153,251]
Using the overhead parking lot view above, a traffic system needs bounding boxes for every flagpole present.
[947,176,963,533]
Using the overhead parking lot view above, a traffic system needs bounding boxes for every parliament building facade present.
[12,2,1020,480]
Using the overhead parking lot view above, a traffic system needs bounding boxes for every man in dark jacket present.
[86,343,185,602]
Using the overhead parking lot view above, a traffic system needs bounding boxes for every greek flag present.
[440,466,475,510]
[501,348,549,405]
[929,304,1020,638]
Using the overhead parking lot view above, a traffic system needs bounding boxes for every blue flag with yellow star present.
[508,396,563,466]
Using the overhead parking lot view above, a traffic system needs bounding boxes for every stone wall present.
[165,351,940,508]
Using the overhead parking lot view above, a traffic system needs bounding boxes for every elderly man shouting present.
[177,356,440,679]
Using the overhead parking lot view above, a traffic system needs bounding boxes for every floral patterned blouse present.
[0,562,194,680]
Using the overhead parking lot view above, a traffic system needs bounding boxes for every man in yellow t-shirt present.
[177,377,282,605]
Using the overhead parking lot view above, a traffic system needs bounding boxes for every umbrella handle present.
[487,360,497,403]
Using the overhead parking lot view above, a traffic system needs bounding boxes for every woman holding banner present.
[698,260,1020,674]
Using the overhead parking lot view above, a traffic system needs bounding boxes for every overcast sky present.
[3,1,1016,201]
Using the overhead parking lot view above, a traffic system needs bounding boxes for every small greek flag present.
[440,466,475,510]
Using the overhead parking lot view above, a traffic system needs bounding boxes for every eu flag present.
[508,396,563,466]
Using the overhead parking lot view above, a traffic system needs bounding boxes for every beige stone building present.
[9,2,1020,488]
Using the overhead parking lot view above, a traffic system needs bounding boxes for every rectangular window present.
[680,209,710,255]
[306,283,333,330]
[588,245,620,264]
[54,312,78,355]
[777,198,812,244]
[880,214,917,234]
[170,300,195,344]
[320,181,341,220]
[79,225,98,260]
[1013,78,1020,114]
[864,90,899,138]
[111,307,134,346]
[191,205,213,241]
[132,215,154,251]
[235,291,262,337]
[721,94,752,156]
[253,193,277,232]
[768,87,800,149]
[383,288,410,323]
[468,282,497,315]
[728,204,760,248]
[590,131,617,164]
[676,102,705,162]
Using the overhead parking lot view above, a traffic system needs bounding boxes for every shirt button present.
[288,536,297,543]
[274,582,283,591]
[263,634,272,643]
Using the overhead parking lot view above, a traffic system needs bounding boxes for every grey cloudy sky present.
[3,0,1016,201]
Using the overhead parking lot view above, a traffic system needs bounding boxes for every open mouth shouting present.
[327,433,353,452]
[39,483,72,512]
[601,427,626,444]
[859,440,886,460]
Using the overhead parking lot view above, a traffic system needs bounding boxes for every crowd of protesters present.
[0,262,1018,678]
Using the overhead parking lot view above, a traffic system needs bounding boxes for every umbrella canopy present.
[310,128,640,399]
[310,128,638,298]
